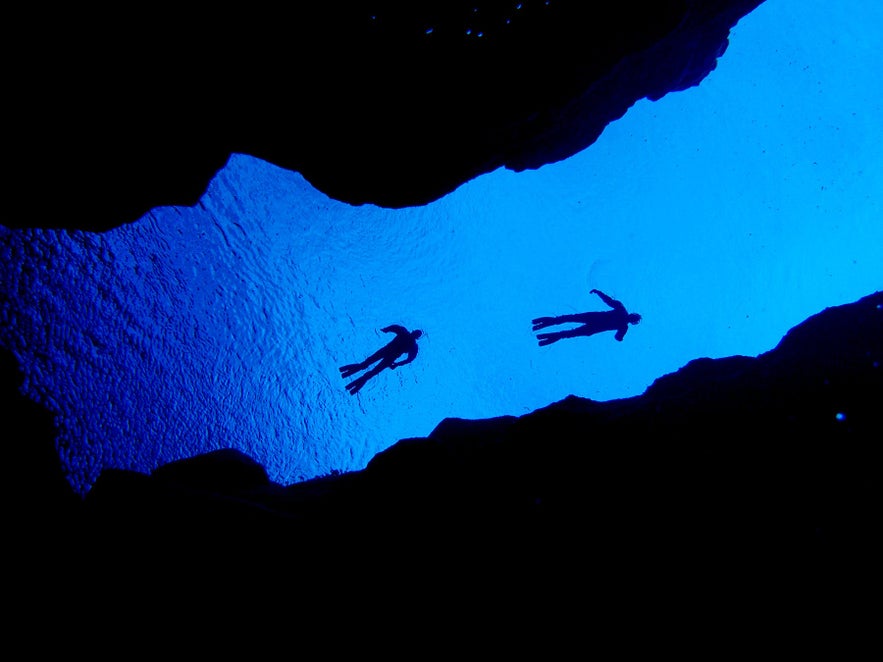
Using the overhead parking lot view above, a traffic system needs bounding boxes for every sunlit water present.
[2,0,881,496]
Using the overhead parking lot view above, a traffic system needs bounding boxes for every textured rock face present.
[7,292,879,616]
[81,291,881,526]
[9,0,878,640]
[4,0,764,232]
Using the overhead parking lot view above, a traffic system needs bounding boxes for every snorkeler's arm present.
[614,326,628,342]
[381,324,408,335]
[390,347,418,368]
[591,289,622,310]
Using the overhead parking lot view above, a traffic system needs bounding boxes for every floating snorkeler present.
[340,324,423,395]
[532,289,641,346]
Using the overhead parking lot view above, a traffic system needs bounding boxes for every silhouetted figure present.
[340,324,423,395]
[532,289,641,346]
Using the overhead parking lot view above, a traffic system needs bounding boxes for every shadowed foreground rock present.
[5,0,878,643]
[4,0,764,231]
[7,291,878,635]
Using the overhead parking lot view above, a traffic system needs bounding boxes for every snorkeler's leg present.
[532,313,590,331]
[345,361,388,394]
[340,347,387,378]
[536,332,561,346]
[537,327,588,346]
[345,373,370,394]
[554,313,591,325]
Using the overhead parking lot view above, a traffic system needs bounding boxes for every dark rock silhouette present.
[4,291,879,639]
[3,1,764,232]
[5,0,875,647]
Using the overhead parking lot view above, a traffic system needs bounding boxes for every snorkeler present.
[340,324,423,394]
[532,289,641,346]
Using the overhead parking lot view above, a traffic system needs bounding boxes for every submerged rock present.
[4,1,764,231]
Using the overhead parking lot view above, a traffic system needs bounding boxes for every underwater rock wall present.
[4,1,764,231]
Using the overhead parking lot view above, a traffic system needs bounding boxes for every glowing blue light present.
[1,0,881,497]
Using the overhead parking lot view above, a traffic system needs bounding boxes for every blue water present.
[2,0,882,497]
